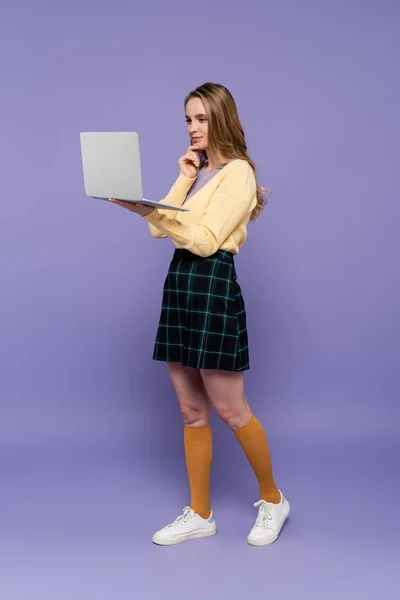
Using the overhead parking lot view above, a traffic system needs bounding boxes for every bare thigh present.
[199,369,253,430]
[167,362,212,427]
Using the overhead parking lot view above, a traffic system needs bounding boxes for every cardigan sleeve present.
[147,171,196,239]
[143,161,256,256]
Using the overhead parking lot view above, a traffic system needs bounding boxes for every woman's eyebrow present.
[185,113,207,119]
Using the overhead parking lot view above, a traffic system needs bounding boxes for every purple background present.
[1,0,399,597]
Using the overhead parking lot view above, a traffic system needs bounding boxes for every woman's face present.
[185,97,208,151]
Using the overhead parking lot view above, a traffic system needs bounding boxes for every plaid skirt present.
[152,248,250,371]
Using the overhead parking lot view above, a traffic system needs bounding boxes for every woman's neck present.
[205,156,225,172]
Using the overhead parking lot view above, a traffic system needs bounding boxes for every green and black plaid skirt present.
[152,248,250,371]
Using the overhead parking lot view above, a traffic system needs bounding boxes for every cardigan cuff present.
[174,171,197,193]
[143,171,196,222]
[143,209,164,224]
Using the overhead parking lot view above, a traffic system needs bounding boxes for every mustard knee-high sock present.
[234,415,281,503]
[184,425,212,519]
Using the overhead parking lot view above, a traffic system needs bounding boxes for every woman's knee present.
[166,362,211,427]
[199,369,252,430]
[215,406,250,430]
[181,405,210,427]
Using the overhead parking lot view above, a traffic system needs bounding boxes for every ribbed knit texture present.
[145,171,196,239]
[234,416,281,503]
[184,425,212,519]
[144,159,257,257]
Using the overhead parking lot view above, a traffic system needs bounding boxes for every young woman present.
[109,82,290,547]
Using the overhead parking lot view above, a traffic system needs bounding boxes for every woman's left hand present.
[109,198,154,217]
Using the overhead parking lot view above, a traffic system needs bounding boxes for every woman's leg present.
[199,369,281,503]
[167,362,213,518]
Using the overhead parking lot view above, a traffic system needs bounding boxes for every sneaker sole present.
[247,501,290,546]
[152,527,217,546]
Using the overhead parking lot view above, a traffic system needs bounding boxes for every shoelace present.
[254,500,273,529]
[168,506,195,530]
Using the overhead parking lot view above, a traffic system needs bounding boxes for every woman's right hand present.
[178,145,200,178]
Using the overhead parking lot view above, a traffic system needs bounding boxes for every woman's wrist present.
[179,169,197,180]
[139,205,155,217]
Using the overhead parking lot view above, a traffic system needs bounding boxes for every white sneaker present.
[247,490,290,546]
[152,506,217,546]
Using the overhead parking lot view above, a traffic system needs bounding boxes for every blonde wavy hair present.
[184,82,270,221]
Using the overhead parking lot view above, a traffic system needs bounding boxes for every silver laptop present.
[80,132,190,212]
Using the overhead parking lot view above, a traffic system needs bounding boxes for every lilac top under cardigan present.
[182,163,225,204]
